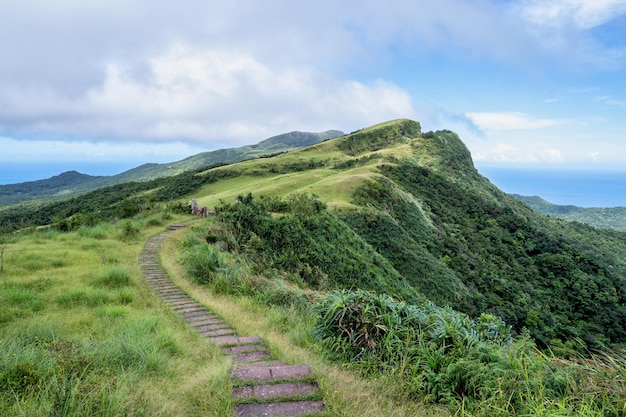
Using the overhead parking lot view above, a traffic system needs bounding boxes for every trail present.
[139,224,326,417]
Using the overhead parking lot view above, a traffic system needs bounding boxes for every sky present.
[0,0,625,177]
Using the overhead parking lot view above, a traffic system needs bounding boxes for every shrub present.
[118,220,139,241]
[313,290,626,415]
[180,243,229,285]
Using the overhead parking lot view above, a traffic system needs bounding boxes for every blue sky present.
[0,0,625,173]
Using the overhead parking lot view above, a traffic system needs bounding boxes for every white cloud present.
[473,142,564,164]
[518,0,626,29]
[0,136,202,162]
[466,112,564,131]
[541,148,564,162]
[1,44,416,145]
[586,151,601,162]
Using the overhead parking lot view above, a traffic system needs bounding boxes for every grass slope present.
[2,118,626,349]
[0,129,343,207]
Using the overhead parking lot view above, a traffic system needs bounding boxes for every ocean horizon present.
[0,161,139,185]
[0,161,624,209]
[478,167,626,208]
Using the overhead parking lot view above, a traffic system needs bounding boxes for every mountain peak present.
[257,130,344,148]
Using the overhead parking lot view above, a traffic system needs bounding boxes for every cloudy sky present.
[1,0,625,175]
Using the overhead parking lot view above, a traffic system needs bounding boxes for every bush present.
[313,289,626,415]
[118,220,139,241]
[180,243,229,285]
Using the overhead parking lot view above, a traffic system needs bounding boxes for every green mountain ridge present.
[0,129,344,207]
[2,119,625,351]
[512,193,626,232]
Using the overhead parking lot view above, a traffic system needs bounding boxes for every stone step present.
[231,365,313,383]
[231,351,271,363]
[156,288,186,296]
[187,316,223,326]
[165,298,196,305]
[233,360,287,368]
[200,328,237,337]
[193,322,230,332]
[222,344,268,355]
[171,305,207,313]
[158,290,188,297]
[210,335,263,347]
[181,310,210,319]
[232,382,319,401]
[234,400,326,417]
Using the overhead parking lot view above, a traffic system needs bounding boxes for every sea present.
[0,162,624,208]
[0,161,139,185]
[477,167,626,208]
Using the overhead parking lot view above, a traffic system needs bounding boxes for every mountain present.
[0,129,344,207]
[512,194,626,232]
[0,171,118,206]
[2,119,626,350]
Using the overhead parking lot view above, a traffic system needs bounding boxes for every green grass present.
[161,226,450,417]
[3,118,626,416]
[0,214,236,416]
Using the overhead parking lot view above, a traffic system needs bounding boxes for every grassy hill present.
[0,129,343,207]
[3,118,626,346]
[2,119,626,416]
[512,194,626,232]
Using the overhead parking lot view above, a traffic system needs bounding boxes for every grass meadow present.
[0,211,450,417]
[0,214,236,417]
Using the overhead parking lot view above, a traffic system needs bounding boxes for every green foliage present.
[118,220,140,241]
[180,243,230,285]
[214,193,423,302]
[0,317,177,416]
[180,224,311,310]
[0,165,240,231]
[313,289,626,416]
[337,120,420,156]
[512,194,626,232]
[342,180,471,310]
[349,161,626,348]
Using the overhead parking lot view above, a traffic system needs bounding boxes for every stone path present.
[139,224,326,417]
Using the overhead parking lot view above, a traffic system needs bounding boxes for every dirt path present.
[139,225,326,417]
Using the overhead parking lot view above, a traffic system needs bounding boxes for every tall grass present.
[313,289,626,416]
[0,211,236,416]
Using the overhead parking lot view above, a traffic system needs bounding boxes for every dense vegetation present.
[513,194,626,232]
[3,118,626,416]
[349,162,626,349]
[180,193,626,416]
[312,289,626,416]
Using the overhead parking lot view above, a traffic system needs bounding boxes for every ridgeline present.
[3,118,626,416]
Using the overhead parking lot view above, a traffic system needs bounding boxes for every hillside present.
[0,129,343,207]
[512,193,626,232]
[3,118,626,415]
[2,119,626,350]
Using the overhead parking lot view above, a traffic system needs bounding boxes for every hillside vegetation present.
[0,129,343,207]
[513,194,626,232]
[2,119,626,416]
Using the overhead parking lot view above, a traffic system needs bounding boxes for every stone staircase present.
[139,225,326,417]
